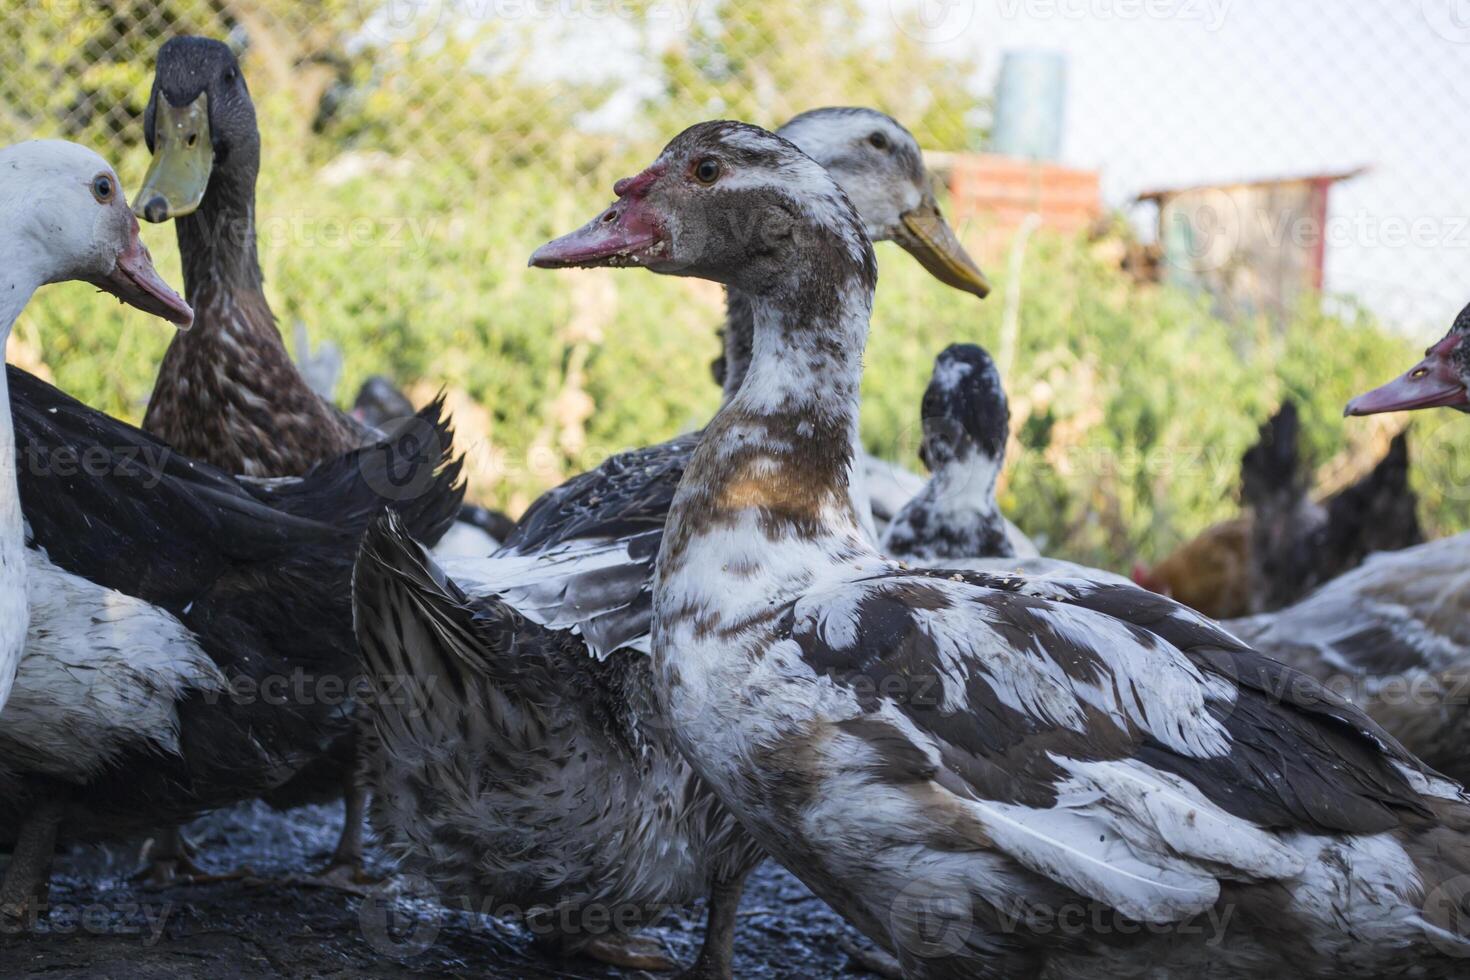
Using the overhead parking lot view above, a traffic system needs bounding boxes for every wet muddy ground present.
[0,801,885,978]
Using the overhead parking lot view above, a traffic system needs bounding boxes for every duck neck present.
[719,290,755,404]
[663,267,877,589]
[0,243,40,712]
[721,288,878,546]
[174,165,273,339]
[889,450,1014,561]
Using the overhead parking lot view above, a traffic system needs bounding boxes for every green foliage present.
[5,0,1466,571]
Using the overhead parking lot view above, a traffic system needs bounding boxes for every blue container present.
[990,50,1068,161]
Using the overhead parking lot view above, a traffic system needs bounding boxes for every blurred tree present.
[650,0,985,148]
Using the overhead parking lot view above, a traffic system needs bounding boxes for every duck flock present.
[5,34,1470,980]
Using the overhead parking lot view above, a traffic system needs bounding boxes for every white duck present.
[0,139,193,712]
[535,120,1470,980]
[0,140,466,921]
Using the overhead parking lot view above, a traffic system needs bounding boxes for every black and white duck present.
[447,106,992,654]
[1212,304,1470,786]
[350,107,989,977]
[881,343,1037,563]
[0,138,466,919]
[540,119,1470,980]
[3,377,461,910]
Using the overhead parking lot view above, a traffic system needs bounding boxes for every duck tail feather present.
[352,514,566,743]
[266,398,467,547]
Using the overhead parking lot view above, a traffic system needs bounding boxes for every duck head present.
[1345,303,1470,416]
[530,120,874,301]
[778,107,990,299]
[918,343,1009,474]
[134,36,258,223]
[0,139,192,327]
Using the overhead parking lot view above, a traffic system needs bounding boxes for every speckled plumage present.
[354,110,988,975]
[141,37,365,478]
[883,344,1028,564]
[639,123,1470,979]
[355,515,763,955]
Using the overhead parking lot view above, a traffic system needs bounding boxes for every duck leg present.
[0,793,64,931]
[532,916,679,972]
[134,827,255,887]
[286,739,380,895]
[676,869,752,980]
[838,938,905,979]
[290,777,378,895]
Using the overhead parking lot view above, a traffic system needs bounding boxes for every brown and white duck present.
[542,119,1470,979]
[126,37,486,884]
[351,107,990,978]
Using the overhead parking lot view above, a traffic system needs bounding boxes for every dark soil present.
[0,801,887,978]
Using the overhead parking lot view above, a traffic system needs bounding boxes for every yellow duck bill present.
[133,92,213,223]
[895,195,992,299]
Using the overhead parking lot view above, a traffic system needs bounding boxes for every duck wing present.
[352,513,669,907]
[5,367,465,824]
[1227,533,1470,679]
[777,566,1452,924]
[444,432,699,658]
[13,365,464,615]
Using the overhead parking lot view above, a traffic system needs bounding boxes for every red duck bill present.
[529,201,668,270]
[89,218,194,328]
[1345,333,1466,416]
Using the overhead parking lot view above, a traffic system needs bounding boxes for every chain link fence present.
[4,1,1463,326]
[3,0,1467,560]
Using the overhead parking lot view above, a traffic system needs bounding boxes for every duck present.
[351,107,991,978]
[0,138,466,921]
[128,36,496,880]
[1241,400,1421,613]
[453,106,991,655]
[1214,303,1470,786]
[1,366,463,917]
[881,343,1036,563]
[1132,402,1421,618]
[0,138,193,720]
[536,119,1470,980]
[132,36,365,476]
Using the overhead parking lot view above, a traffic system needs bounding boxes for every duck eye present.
[693,158,722,185]
[91,174,114,203]
[868,131,890,150]
[224,68,237,83]
[1412,367,1429,379]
